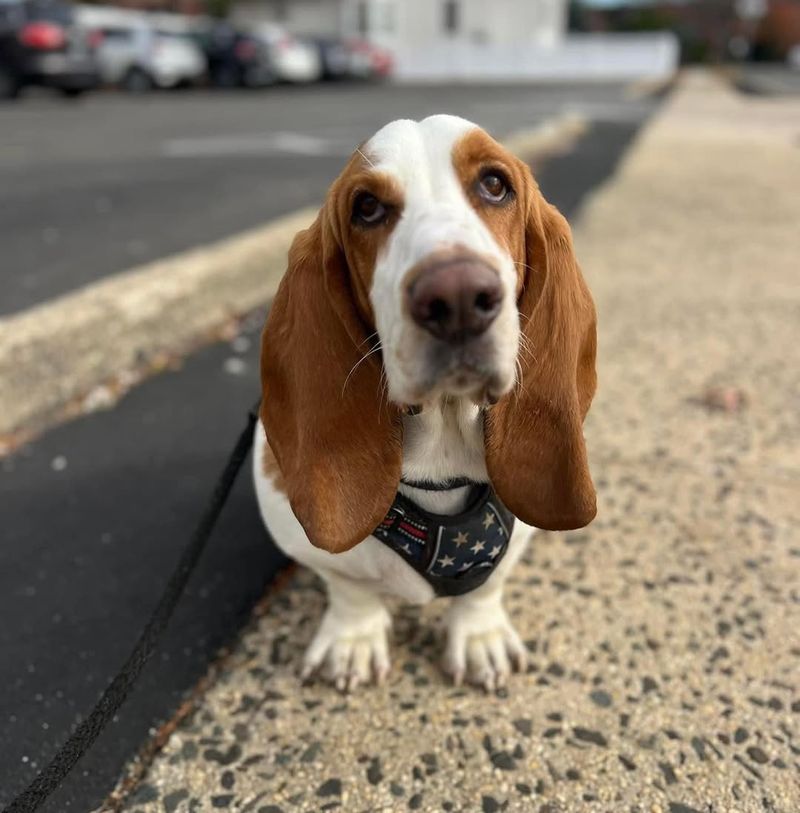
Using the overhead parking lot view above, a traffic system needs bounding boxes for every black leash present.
[3,401,261,813]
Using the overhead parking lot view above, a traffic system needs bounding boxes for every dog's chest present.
[400,401,488,485]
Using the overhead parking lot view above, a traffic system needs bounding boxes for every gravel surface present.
[112,71,800,812]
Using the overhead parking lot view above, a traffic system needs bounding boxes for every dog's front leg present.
[442,584,528,690]
[441,526,532,690]
[302,571,392,692]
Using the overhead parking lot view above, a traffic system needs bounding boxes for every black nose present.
[407,259,502,343]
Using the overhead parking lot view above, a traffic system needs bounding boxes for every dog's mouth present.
[406,340,513,407]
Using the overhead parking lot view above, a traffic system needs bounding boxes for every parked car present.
[345,37,393,80]
[0,0,100,99]
[312,36,352,80]
[201,22,275,89]
[103,27,205,91]
[76,7,206,91]
[312,36,393,81]
[250,23,321,83]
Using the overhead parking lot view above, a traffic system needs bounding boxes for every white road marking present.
[162,131,352,158]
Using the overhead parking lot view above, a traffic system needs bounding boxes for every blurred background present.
[2,0,799,102]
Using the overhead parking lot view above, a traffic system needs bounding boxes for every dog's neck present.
[399,397,488,516]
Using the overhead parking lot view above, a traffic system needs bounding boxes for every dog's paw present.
[442,601,528,691]
[301,604,392,692]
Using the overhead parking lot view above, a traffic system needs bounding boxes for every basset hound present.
[253,114,597,691]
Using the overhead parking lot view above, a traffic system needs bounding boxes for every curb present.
[502,112,587,162]
[0,113,586,450]
[624,73,677,100]
[0,207,315,449]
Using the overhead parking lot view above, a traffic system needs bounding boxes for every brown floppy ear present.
[485,172,597,531]
[260,209,402,553]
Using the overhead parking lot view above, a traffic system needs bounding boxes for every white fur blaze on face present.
[366,115,520,407]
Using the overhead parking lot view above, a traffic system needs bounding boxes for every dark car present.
[312,36,352,80]
[201,22,276,89]
[0,0,100,99]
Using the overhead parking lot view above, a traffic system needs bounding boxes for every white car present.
[76,7,206,91]
[99,26,205,90]
[250,23,321,83]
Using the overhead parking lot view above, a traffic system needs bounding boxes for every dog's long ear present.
[260,208,402,553]
[485,170,597,531]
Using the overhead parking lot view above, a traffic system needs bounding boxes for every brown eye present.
[353,193,387,226]
[478,172,510,204]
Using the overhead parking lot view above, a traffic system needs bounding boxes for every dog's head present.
[261,115,597,552]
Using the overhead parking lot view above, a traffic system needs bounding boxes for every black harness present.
[373,479,515,597]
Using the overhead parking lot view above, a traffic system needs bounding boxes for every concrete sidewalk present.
[114,72,800,813]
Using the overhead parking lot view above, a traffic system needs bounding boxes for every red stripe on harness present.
[399,521,427,540]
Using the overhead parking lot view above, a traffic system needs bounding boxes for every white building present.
[237,0,677,82]
[240,0,566,46]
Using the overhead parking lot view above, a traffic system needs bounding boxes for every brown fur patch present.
[324,152,405,323]
[259,153,404,554]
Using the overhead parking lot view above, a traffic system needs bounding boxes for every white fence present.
[393,33,680,83]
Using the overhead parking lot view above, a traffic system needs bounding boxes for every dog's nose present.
[408,259,502,343]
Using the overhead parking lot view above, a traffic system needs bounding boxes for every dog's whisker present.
[358,330,380,349]
[517,333,537,365]
[517,336,533,357]
[513,356,528,402]
[374,367,391,424]
[355,147,375,168]
[379,370,389,412]
[342,344,383,397]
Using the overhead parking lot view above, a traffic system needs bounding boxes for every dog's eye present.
[353,193,387,226]
[478,172,510,204]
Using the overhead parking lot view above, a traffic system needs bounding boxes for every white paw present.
[442,602,528,691]
[300,605,392,692]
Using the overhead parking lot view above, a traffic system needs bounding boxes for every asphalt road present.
[0,83,657,316]
[0,111,652,812]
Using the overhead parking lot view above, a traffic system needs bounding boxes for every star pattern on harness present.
[374,491,514,596]
[452,531,469,547]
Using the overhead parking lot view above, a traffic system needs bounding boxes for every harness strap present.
[374,484,515,597]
